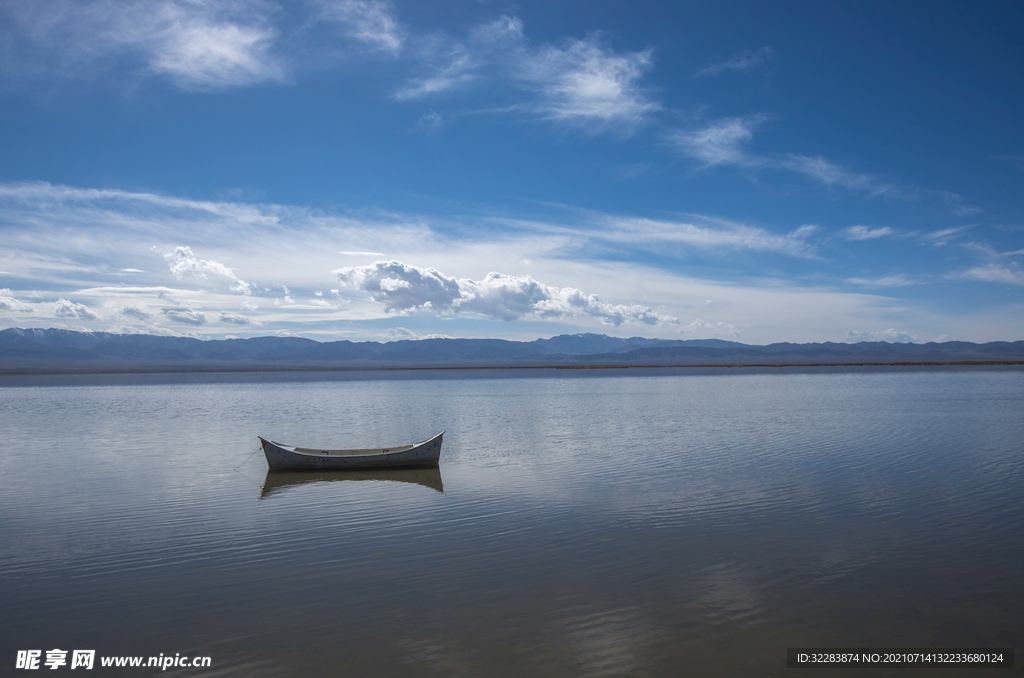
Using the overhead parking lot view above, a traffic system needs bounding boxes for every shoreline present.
[3,359,1024,377]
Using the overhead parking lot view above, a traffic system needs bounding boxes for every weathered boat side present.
[259,432,444,470]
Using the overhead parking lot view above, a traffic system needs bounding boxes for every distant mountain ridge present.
[2,328,1023,373]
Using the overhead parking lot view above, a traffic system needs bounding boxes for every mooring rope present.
[234,446,262,471]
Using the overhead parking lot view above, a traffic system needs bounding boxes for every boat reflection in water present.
[260,467,444,499]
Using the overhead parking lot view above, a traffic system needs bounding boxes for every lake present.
[1,367,1021,676]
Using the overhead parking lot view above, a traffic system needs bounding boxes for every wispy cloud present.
[920,226,971,245]
[780,155,902,196]
[672,118,905,197]
[393,43,477,100]
[1,0,287,90]
[843,225,895,240]
[845,275,915,287]
[938,191,982,216]
[316,0,405,54]
[959,264,1024,285]
[516,36,658,127]
[846,328,919,343]
[695,46,773,77]
[396,16,659,130]
[1,0,410,91]
[591,216,818,257]
[335,260,678,326]
[671,116,765,168]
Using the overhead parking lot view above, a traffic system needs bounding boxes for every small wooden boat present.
[259,432,444,470]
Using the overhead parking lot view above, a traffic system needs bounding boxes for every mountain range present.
[2,328,1023,374]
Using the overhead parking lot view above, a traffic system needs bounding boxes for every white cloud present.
[781,155,901,197]
[387,327,454,340]
[920,226,971,245]
[147,5,284,90]
[1,0,286,90]
[672,118,903,197]
[164,245,252,294]
[396,16,659,130]
[220,311,258,325]
[843,225,895,240]
[0,289,34,312]
[120,303,151,320]
[680,319,740,338]
[845,275,915,287]
[53,298,99,320]
[317,0,405,54]
[696,46,773,77]
[846,328,919,343]
[516,36,658,127]
[393,44,477,100]
[939,191,982,216]
[164,308,207,325]
[959,264,1024,285]
[335,260,677,326]
[671,117,765,168]
[588,216,817,257]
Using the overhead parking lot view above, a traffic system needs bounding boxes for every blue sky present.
[1,0,1022,344]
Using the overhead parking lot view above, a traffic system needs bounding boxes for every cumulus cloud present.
[164,245,252,294]
[120,303,151,320]
[53,298,98,320]
[164,308,207,325]
[843,225,895,240]
[0,289,34,312]
[696,46,774,77]
[334,260,677,326]
[846,328,919,343]
[220,311,257,325]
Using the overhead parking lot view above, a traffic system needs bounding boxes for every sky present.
[1,0,1022,345]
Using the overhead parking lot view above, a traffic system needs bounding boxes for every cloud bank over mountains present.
[0,181,1018,344]
[334,261,677,326]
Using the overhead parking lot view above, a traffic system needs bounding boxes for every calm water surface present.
[1,368,1022,676]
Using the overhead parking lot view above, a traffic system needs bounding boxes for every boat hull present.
[259,432,443,470]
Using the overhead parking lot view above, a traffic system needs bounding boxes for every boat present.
[259,432,444,470]
[260,467,444,498]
